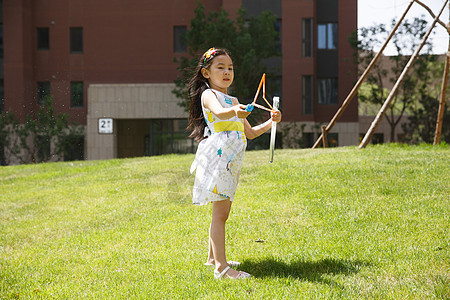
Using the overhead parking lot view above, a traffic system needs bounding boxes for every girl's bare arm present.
[202,92,251,120]
[243,111,282,140]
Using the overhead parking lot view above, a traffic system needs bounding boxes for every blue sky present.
[358,0,449,55]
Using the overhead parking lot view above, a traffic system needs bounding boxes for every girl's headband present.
[202,48,217,67]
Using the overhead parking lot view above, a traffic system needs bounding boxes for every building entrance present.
[117,119,194,158]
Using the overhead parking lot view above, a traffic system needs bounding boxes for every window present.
[71,82,83,107]
[63,135,84,161]
[37,27,49,50]
[317,24,326,49]
[372,133,384,144]
[302,132,315,148]
[70,27,83,53]
[173,26,187,53]
[317,78,338,104]
[0,139,5,166]
[270,76,282,107]
[327,133,339,147]
[37,135,51,162]
[317,23,337,50]
[0,79,4,113]
[37,81,50,105]
[275,20,282,52]
[302,18,312,57]
[302,75,313,114]
[327,23,338,49]
[247,131,283,151]
[0,24,4,58]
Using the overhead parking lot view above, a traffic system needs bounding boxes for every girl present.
[188,47,281,279]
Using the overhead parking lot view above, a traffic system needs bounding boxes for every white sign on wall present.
[98,118,113,134]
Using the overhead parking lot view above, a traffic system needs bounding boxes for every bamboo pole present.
[321,125,328,148]
[413,0,448,29]
[433,4,450,145]
[312,1,415,148]
[433,49,449,144]
[359,0,448,149]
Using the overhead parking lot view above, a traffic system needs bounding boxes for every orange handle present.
[251,73,273,111]
[252,73,266,104]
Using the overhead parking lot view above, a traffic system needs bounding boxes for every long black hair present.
[187,47,232,141]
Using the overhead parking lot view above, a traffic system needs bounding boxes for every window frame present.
[0,79,4,113]
[37,27,50,50]
[70,81,84,107]
[302,75,313,114]
[145,119,194,156]
[70,27,83,54]
[302,18,313,57]
[275,19,282,52]
[37,81,50,105]
[173,26,187,53]
[327,133,339,147]
[317,78,338,105]
[317,22,337,50]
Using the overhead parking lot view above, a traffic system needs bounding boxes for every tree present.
[173,2,280,112]
[402,60,450,144]
[350,17,440,142]
[0,96,84,164]
[402,94,450,144]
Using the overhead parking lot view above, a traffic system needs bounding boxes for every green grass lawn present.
[0,144,449,299]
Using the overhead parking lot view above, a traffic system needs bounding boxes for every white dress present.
[190,89,247,205]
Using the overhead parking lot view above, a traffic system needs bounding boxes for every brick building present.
[1,0,358,163]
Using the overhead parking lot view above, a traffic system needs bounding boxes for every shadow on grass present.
[240,257,370,282]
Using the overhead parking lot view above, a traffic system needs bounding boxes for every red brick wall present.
[4,0,357,126]
[3,0,34,122]
[282,0,357,123]
[337,0,358,122]
[282,0,315,122]
[3,0,241,124]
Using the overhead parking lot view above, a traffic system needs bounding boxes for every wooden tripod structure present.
[312,0,450,149]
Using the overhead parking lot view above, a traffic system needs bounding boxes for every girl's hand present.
[271,110,282,123]
[234,104,251,119]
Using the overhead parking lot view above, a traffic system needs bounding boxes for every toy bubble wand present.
[269,96,279,163]
[245,73,273,112]
[245,73,280,163]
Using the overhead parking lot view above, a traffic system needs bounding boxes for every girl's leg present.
[205,237,214,265]
[209,199,241,277]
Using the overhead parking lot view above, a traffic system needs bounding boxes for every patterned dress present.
[190,89,247,205]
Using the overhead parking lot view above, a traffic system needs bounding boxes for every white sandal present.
[205,260,241,268]
[214,266,231,279]
[214,266,251,279]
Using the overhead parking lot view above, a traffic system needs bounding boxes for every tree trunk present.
[390,123,396,142]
